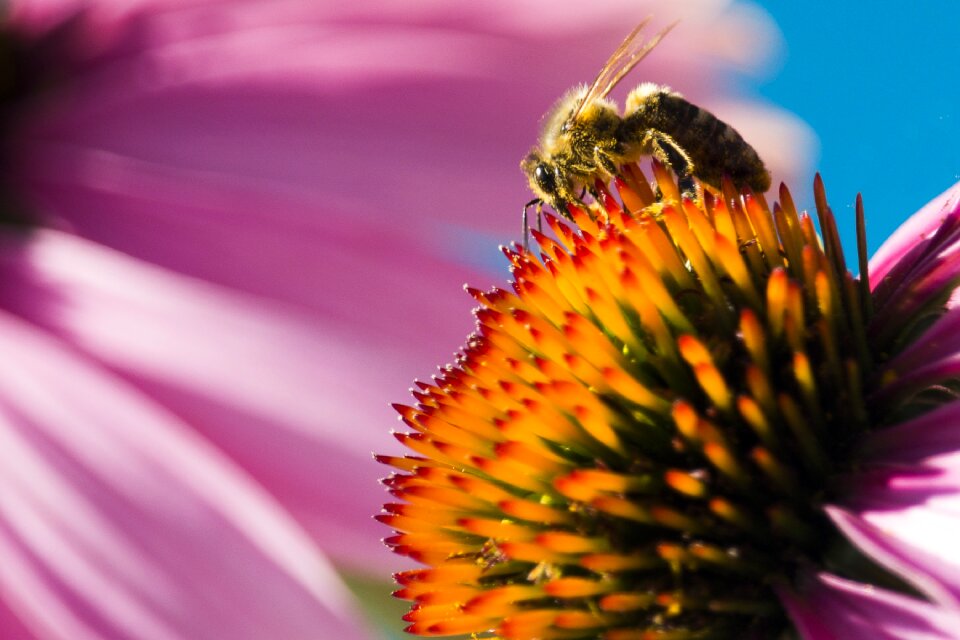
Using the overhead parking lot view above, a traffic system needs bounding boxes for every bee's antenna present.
[522,198,542,252]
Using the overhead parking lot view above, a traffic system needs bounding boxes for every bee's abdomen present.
[622,90,771,192]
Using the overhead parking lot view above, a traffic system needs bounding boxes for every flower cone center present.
[380,166,910,639]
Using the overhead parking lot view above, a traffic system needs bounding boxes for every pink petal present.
[10,0,810,306]
[1,0,814,582]
[831,402,960,609]
[870,181,960,289]
[859,400,960,464]
[0,310,369,639]
[827,505,960,610]
[0,229,412,570]
[878,307,960,384]
[778,572,960,640]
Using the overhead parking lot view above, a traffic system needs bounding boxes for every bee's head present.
[521,151,568,213]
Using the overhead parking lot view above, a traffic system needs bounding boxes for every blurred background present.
[760,1,960,272]
[0,1,955,639]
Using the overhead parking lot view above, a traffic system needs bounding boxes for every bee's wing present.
[570,18,677,123]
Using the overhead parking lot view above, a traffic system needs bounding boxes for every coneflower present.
[380,162,960,638]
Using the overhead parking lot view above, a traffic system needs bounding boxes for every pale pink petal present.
[0,0,816,593]
[826,503,960,609]
[859,400,960,464]
[0,310,369,639]
[872,341,960,419]
[778,572,960,640]
[0,0,811,578]
[837,400,960,610]
[870,181,960,288]
[0,229,413,570]
[9,0,809,308]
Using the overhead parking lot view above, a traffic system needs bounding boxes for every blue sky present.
[757,2,958,266]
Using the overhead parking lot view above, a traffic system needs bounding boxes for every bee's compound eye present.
[535,164,556,192]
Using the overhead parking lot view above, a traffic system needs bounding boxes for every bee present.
[521,18,771,236]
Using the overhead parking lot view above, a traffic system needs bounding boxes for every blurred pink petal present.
[0,228,412,566]
[0,309,368,639]
[825,401,960,610]
[0,0,812,585]
[779,573,960,640]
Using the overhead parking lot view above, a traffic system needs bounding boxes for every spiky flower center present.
[379,164,917,639]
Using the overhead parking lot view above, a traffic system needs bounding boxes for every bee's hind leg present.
[643,130,697,196]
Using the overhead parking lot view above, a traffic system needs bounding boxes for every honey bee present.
[521,18,771,234]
